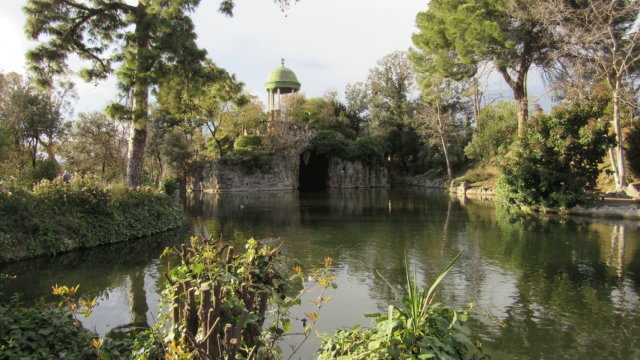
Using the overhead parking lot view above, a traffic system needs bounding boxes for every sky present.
[0,0,550,115]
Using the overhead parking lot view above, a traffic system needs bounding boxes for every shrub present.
[219,146,273,174]
[337,127,357,140]
[0,296,95,359]
[312,130,349,159]
[312,131,385,166]
[497,101,615,209]
[0,295,155,359]
[463,166,492,184]
[346,136,385,167]
[31,159,58,183]
[626,123,640,178]
[160,177,179,196]
[0,175,186,262]
[465,101,518,162]
[234,135,263,150]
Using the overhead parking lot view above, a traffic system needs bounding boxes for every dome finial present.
[281,58,285,67]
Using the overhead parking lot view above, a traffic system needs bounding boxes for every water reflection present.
[2,188,640,359]
[0,229,185,334]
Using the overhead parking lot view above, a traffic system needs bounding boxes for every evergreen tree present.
[23,0,295,186]
[410,0,555,135]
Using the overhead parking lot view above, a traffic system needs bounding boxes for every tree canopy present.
[410,0,555,134]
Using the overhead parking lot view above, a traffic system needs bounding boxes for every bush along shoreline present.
[0,175,186,263]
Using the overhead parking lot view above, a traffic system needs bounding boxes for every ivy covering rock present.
[0,175,186,262]
[312,130,385,167]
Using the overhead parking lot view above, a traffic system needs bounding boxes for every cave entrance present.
[298,150,328,190]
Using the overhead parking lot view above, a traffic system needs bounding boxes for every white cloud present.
[1,0,554,114]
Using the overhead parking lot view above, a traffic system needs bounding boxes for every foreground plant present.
[159,235,335,360]
[52,285,105,359]
[317,252,489,360]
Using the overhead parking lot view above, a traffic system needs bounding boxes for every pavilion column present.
[267,90,271,111]
[278,88,281,110]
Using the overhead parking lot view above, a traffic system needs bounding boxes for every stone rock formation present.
[326,157,389,188]
[187,152,390,192]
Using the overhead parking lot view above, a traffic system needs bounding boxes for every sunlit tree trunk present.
[126,12,151,187]
[437,104,453,180]
[611,80,627,189]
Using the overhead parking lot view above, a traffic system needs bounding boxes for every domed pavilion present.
[265,59,301,121]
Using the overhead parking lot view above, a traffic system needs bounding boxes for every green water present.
[2,187,640,359]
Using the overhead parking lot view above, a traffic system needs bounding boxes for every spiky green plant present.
[377,251,461,334]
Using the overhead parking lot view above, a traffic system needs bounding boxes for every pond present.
[1,187,640,359]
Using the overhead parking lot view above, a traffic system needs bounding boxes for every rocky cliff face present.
[326,157,389,188]
[186,153,301,192]
[187,154,390,192]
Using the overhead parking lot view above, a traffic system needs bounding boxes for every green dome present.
[265,63,301,93]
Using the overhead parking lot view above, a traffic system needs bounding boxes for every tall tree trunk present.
[126,126,147,187]
[441,134,453,180]
[609,147,621,186]
[126,11,151,187]
[437,105,453,180]
[39,138,59,170]
[473,77,480,132]
[31,140,38,169]
[155,152,163,181]
[612,82,627,189]
[500,64,530,136]
[513,79,528,136]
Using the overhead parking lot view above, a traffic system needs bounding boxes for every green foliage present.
[0,295,157,359]
[312,131,386,166]
[386,128,421,167]
[219,147,273,174]
[0,126,11,163]
[234,135,263,150]
[161,129,194,182]
[312,130,349,159]
[0,175,186,262]
[160,178,180,197]
[159,236,336,359]
[0,296,95,359]
[347,137,386,167]
[337,128,357,141]
[462,167,492,184]
[497,102,615,209]
[626,123,640,178]
[317,253,489,360]
[31,159,58,183]
[465,101,518,162]
[417,140,467,175]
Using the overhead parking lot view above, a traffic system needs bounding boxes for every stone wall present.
[186,152,301,192]
[326,157,389,188]
[187,153,391,192]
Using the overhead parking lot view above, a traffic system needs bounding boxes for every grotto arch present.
[298,149,329,190]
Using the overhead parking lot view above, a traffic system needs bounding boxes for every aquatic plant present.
[317,252,489,360]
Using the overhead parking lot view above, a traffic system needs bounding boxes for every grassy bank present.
[0,175,185,263]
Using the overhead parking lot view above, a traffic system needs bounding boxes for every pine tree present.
[23,0,297,186]
[410,0,555,135]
